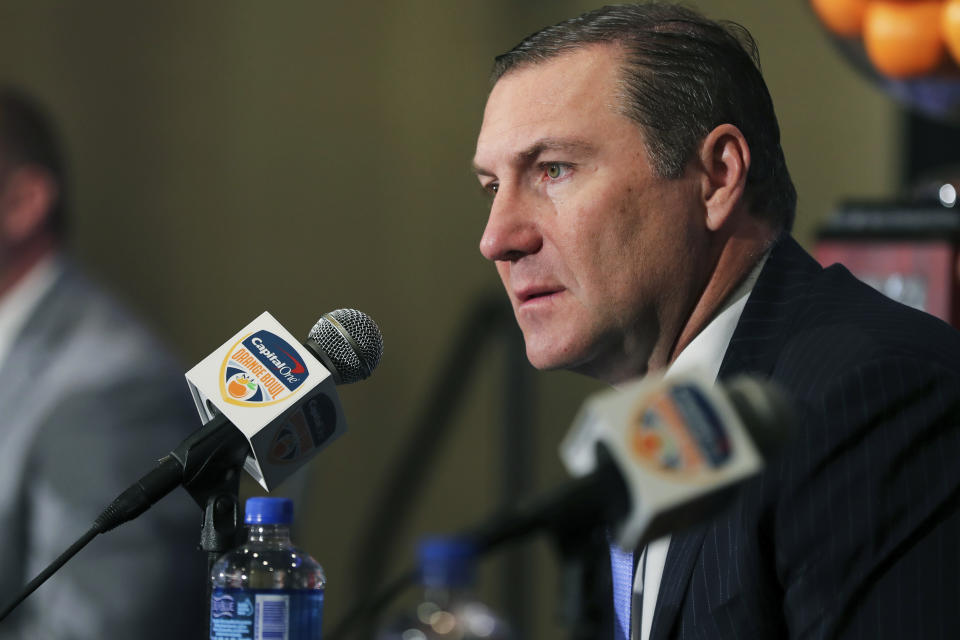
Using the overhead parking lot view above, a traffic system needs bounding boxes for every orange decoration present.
[228,377,252,398]
[945,0,960,66]
[863,1,946,78]
[810,0,870,37]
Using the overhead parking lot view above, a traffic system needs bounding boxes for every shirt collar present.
[0,255,63,367]
[666,252,768,383]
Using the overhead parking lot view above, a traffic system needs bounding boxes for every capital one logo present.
[220,330,309,406]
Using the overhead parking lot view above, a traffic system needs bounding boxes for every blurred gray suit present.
[0,260,205,638]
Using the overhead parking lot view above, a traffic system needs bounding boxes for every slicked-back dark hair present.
[493,3,796,230]
[0,87,67,237]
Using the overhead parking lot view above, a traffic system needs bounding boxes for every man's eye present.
[545,163,568,180]
[488,183,499,194]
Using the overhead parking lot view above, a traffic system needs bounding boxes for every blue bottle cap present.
[417,536,477,588]
[245,497,293,525]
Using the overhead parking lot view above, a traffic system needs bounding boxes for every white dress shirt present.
[0,256,60,368]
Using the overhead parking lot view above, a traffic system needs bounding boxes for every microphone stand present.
[464,452,629,640]
[169,414,251,638]
[328,457,627,640]
[500,319,536,638]
[327,524,608,640]
[195,473,244,639]
[350,294,527,638]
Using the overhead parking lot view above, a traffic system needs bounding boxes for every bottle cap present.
[417,536,476,588]
[245,497,293,525]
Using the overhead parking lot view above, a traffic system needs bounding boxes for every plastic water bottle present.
[377,536,512,640]
[209,497,326,639]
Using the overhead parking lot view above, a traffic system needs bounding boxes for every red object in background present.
[814,201,960,327]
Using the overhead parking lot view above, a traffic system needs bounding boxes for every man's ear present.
[0,166,57,243]
[697,124,750,232]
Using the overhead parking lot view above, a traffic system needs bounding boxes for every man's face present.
[473,45,710,383]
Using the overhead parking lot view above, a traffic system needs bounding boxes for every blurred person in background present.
[0,87,204,638]
[473,3,960,638]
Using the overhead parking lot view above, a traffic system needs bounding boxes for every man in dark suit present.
[0,88,205,637]
[472,3,960,639]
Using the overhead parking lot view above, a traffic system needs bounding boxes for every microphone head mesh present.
[308,309,383,384]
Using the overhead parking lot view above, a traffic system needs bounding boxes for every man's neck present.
[667,221,777,367]
[580,220,778,385]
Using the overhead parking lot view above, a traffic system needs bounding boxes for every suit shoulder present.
[38,267,183,384]
[777,261,960,382]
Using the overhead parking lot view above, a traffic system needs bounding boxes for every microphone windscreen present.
[308,309,384,384]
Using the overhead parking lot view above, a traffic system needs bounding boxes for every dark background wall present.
[0,1,906,637]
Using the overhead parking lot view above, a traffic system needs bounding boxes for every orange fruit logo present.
[227,374,257,399]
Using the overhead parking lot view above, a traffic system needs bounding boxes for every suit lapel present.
[717,235,822,381]
[0,263,85,520]
[647,526,707,640]
[647,235,822,639]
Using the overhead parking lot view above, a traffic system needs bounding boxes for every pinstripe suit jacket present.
[644,234,960,639]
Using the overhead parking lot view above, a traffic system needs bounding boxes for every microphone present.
[464,374,792,553]
[322,373,791,640]
[94,308,383,535]
[0,309,383,626]
[183,308,383,492]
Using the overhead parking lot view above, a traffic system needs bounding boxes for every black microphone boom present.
[466,375,793,554]
[466,447,629,555]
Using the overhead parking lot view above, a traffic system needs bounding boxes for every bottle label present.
[210,588,324,640]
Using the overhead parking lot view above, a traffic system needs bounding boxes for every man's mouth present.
[515,286,565,304]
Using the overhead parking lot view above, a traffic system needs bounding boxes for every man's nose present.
[479,186,543,262]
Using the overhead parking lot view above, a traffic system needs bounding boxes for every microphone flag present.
[185,311,346,490]
[561,373,764,550]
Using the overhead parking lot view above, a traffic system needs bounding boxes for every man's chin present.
[524,340,590,373]
[524,337,647,384]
